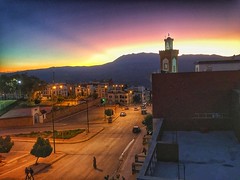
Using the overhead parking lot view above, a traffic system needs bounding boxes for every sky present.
[0,0,240,72]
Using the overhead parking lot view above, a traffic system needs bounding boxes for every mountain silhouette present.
[2,53,239,88]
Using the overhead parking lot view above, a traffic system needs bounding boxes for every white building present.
[107,84,133,105]
[195,60,240,72]
[42,83,69,99]
[129,86,151,103]
[97,83,109,99]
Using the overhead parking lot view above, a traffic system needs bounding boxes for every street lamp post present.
[86,100,89,133]
[51,86,56,153]
[17,80,22,99]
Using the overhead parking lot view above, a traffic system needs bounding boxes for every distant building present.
[107,84,133,105]
[75,82,99,99]
[97,83,109,99]
[0,106,50,125]
[159,36,179,73]
[128,86,151,103]
[42,83,69,99]
[195,60,240,72]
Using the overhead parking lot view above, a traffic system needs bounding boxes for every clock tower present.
[159,35,179,73]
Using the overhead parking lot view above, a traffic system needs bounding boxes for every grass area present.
[54,129,85,139]
[14,131,52,138]
[0,100,16,111]
[13,129,85,139]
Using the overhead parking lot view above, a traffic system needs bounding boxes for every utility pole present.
[86,100,89,133]
[51,101,56,153]
[51,77,56,153]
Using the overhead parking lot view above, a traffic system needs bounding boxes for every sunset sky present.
[0,0,239,72]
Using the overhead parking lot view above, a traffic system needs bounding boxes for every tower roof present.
[165,36,174,41]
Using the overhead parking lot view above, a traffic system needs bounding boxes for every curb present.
[55,127,105,144]
[10,127,105,144]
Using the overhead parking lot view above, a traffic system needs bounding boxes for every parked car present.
[132,126,141,133]
[120,112,126,117]
[124,106,129,110]
[147,130,153,135]
[141,109,147,115]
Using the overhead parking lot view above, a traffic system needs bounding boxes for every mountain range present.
[2,53,239,88]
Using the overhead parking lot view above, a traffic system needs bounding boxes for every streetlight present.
[51,86,56,153]
[83,100,89,133]
[17,80,22,99]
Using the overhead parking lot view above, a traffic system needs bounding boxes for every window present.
[164,63,168,69]
[162,58,169,71]
[172,58,177,72]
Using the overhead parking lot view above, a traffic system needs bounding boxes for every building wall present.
[195,62,240,72]
[231,90,240,141]
[0,116,33,128]
[152,71,240,130]
[44,98,100,123]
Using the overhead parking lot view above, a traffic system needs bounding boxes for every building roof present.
[196,59,240,65]
[0,106,52,119]
[153,131,240,179]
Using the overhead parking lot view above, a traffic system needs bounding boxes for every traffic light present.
[100,98,106,105]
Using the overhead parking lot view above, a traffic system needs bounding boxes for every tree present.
[30,137,52,165]
[34,98,41,104]
[0,73,47,100]
[0,135,14,153]
[105,109,113,117]
[133,94,141,104]
[142,114,153,132]
[92,91,98,99]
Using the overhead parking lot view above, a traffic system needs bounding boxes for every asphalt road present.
[0,105,152,180]
[35,106,148,179]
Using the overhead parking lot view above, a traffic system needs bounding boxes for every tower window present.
[162,58,169,71]
[173,66,176,72]
[164,63,168,69]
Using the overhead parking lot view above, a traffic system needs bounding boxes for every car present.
[147,130,153,135]
[141,109,147,115]
[132,126,141,133]
[124,106,129,110]
[120,112,126,117]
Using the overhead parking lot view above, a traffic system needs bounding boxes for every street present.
[0,105,151,179]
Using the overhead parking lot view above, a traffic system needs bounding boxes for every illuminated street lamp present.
[17,80,22,99]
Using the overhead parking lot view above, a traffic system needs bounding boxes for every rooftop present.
[0,106,52,119]
[144,130,240,180]
[196,60,240,65]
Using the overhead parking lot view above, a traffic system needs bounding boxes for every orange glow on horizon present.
[0,38,239,73]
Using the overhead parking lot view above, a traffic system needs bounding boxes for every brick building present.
[152,71,240,130]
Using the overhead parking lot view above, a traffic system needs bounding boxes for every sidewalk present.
[0,126,104,178]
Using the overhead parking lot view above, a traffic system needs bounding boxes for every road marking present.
[119,139,135,161]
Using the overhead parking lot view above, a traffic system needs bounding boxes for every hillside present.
[2,53,239,88]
